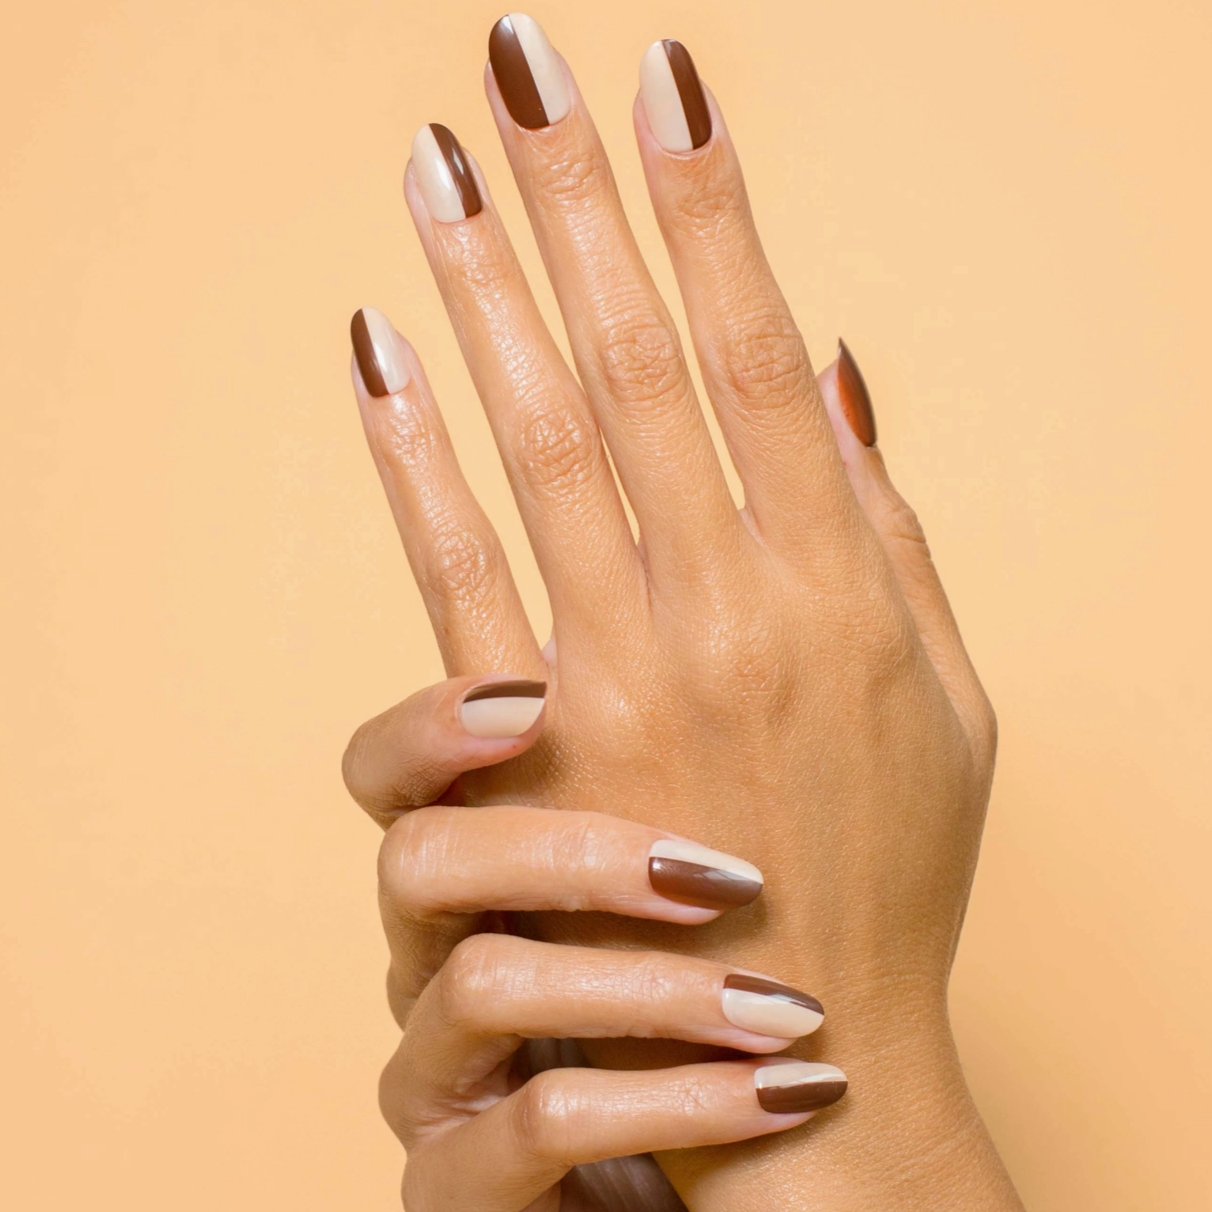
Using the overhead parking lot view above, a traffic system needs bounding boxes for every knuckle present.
[595,314,687,414]
[876,489,929,550]
[722,311,811,413]
[439,933,507,1022]
[377,810,444,911]
[531,142,610,208]
[671,175,747,240]
[513,1071,581,1165]
[516,404,601,497]
[422,523,502,612]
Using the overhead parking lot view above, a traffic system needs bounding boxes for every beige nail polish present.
[647,839,763,910]
[755,1061,848,1114]
[639,39,712,152]
[458,680,546,738]
[721,974,824,1038]
[350,307,411,397]
[411,123,483,223]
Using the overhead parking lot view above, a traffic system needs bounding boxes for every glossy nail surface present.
[489,13,570,129]
[755,1061,848,1114]
[639,39,712,152]
[350,307,411,397]
[411,123,483,223]
[459,680,546,738]
[722,974,824,1038]
[836,338,876,446]
[648,839,762,910]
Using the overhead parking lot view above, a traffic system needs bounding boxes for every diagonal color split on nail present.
[351,307,411,397]
[639,39,712,152]
[489,13,571,129]
[721,974,825,1038]
[755,1061,848,1114]
[647,838,762,910]
[459,679,547,737]
[411,123,483,223]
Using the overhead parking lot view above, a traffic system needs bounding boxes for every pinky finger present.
[399,1059,846,1212]
[817,343,995,756]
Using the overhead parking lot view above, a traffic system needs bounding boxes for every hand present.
[345,678,845,1211]
[345,15,1019,1211]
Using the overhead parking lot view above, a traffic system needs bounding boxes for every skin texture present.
[344,17,1023,1212]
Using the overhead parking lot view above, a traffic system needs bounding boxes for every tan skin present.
[342,20,1023,1212]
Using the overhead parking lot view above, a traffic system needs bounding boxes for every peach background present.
[2,0,1209,1207]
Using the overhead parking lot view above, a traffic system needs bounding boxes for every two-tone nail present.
[836,339,877,447]
[647,839,762,910]
[458,679,547,738]
[722,974,824,1039]
[411,123,483,223]
[489,13,571,129]
[639,39,712,153]
[755,1061,848,1114]
[350,307,411,398]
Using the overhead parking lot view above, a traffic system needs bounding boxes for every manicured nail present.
[350,308,411,397]
[836,338,876,447]
[647,839,762,910]
[755,1062,848,1114]
[458,680,546,738]
[411,123,483,223]
[722,975,824,1039]
[489,13,571,129]
[639,39,712,152]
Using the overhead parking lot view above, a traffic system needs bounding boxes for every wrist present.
[662,1008,1023,1212]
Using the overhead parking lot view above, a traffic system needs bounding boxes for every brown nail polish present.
[350,309,387,398]
[755,1063,848,1114]
[647,840,763,910]
[837,338,877,447]
[489,14,571,129]
[429,123,483,219]
[662,41,711,150]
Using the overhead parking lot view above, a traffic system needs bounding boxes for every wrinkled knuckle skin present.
[532,142,611,208]
[439,934,512,1027]
[723,312,812,415]
[516,405,602,497]
[422,524,501,613]
[514,1071,582,1166]
[671,174,747,241]
[595,317,687,415]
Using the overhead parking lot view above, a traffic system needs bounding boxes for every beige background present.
[2,0,1209,1207]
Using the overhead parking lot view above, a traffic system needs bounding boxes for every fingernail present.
[755,1062,848,1114]
[350,307,411,397]
[647,839,762,910]
[639,39,712,153]
[458,679,546,738]
[836,339,877,447]
[722,975,824,1039]
[411,123,483,223]
[489,13,571,129]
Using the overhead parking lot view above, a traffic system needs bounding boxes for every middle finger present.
[486,14,745,584]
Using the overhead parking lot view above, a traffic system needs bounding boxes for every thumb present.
[342,674,548,830]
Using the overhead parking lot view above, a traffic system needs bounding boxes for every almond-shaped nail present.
[489,13,571,129]
[458,679,546,738]
[350,307,411,397]
[755,1062,848,1114]
[411,123,483,223]
[837,338,876,447]
[639,39,712,152]
[722,975,824,1038]
[648,839,762,910]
